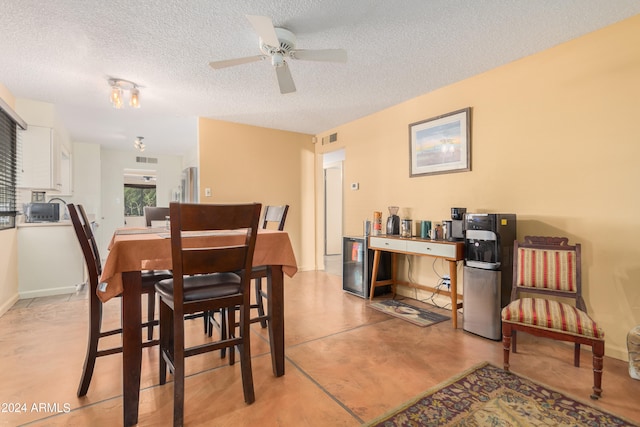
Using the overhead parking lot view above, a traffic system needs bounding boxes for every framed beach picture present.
[409,107,471,177]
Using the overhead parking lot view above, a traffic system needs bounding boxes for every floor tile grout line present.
[286,356,365,424]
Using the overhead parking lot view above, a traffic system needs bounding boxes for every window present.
[124,184,156,216]
[0,106,20,230]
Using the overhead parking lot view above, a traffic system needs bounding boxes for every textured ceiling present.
[2,1,639,157]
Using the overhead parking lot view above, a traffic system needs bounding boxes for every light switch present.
[205,188,212,197]
[350,182,359,190]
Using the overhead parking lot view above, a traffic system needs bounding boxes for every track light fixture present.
[134,136,145,152]
[108,78,141,109]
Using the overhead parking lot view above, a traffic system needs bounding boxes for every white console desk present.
[368,235,465,328]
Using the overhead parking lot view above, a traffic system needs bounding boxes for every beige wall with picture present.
[315,14,640,361]
[197,118,316,271]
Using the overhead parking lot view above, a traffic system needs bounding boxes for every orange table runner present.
[99,228,298,302]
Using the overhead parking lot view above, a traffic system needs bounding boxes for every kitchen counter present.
[17,221,84,298]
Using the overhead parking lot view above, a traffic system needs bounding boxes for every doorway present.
[323,149,344,275]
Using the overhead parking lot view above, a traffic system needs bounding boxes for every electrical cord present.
[401,255,455,309]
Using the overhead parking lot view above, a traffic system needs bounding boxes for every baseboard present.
[0,293,19,317]
[18,286,78,299]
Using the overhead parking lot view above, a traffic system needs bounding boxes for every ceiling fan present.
[209,15,347,94]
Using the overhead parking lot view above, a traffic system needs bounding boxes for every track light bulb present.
[110,85,123,108]
[129,88,140,108]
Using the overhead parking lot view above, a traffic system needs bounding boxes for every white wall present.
[71,141,102,222]
[98,149,183,256]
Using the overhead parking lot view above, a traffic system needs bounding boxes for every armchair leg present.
[574,343,581,367]
[591,341,604,399]
[502,326,512,371]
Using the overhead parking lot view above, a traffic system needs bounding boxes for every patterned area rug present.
[363,362,637,427]
[369,299,449,327]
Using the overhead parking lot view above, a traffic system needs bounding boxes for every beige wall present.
[0,84,19,315]
[315,15,640,360]
[198,118,315,271]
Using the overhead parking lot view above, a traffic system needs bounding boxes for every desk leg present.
[122,271,143,427]
[391,253,398,298]
[267,265,285,377]
[369,250,381,301]
[448,260,458,329]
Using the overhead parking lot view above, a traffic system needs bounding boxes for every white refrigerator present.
[180,167,198,203]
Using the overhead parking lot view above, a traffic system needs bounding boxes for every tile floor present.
[1,270,639,426]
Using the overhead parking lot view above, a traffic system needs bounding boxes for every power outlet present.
[442,275,451,289]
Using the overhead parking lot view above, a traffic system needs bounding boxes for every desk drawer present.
[406,240,457,258]
[369,236,406,252]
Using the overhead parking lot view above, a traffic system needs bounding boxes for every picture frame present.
[409,107,471,177]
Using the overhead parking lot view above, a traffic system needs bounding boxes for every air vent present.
[321,132,338,145]
[136,156,158,164]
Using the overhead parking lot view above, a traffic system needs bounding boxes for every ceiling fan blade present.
[275,64,296,94]
[291,49,347,63]
[209,55,265,69]
[246,15,280,48]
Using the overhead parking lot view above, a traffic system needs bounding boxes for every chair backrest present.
[168,202,261,304]
[68,204,100,290]
[262,205,289,230]
[144,206,170,227]
[511,235,585,311]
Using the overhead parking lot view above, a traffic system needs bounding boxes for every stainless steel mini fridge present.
[463,266,503,340]
[342,236,391,299]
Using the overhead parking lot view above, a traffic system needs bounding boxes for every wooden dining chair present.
[207,204,289,338]
[143,206,170,227]
[68,204,172,397]
[252,205,289,328]
[501,236,605,399]
[156,202,261,426]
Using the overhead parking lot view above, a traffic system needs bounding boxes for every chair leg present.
[158,300,171,385]
[574,343,581,367]
[511,330,518,353]
[591,340,605,399]
[238,305,255,404]
[77,299,103,397]
[502,324,512,371]
[147,291,156,341]
[204,310,210,335]
[173,311,186,427]
[226,307,235,365]
[255,277,268,328]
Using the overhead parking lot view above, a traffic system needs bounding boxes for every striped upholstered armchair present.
[501,236,605,399]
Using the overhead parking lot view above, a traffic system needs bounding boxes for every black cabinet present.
[342,236,391,298]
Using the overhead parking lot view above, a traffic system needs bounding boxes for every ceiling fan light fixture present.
[208,15,346,95]
[271,53,285,67]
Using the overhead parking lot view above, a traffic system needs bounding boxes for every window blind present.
[0,99,26,230]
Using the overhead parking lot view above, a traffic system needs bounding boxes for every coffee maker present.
[386,206,400,235]
[447,207,466,241]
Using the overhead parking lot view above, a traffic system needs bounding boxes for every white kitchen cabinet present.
[17,222,85,298]
[18,125,62,191]
[58,145,73,195]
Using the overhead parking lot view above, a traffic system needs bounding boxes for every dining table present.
[98,227,298,427]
